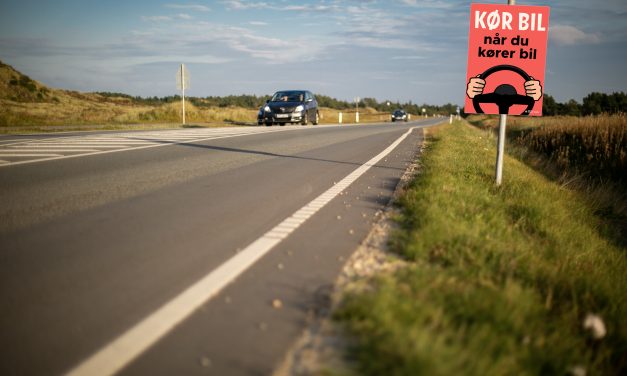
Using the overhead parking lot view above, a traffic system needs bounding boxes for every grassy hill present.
[0,61,262,130]
[0,61,398,132]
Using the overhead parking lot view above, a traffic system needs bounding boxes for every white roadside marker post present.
[176,64,190,125]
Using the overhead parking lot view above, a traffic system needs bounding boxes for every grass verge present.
[334,120,627,375]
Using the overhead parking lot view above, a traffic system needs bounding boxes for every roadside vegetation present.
[468,114,626,246]
[334,120,627,375]
[468,115,626,183]
[0,61,455,132]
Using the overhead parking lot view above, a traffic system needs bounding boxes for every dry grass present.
[468,114,626,183]
[0,62,262,130]
[0,97,260,131]
[513,116,626,183]
[468,114,627,247]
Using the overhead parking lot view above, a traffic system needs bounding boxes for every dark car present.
[258,90,319,126]
[391,109,408,122]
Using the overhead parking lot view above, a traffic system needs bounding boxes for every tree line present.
[542,92,627,116]
[95,91,627,117]
[94,91,458,115]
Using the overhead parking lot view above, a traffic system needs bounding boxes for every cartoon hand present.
[524,78,542,101]
[467,75,486,99]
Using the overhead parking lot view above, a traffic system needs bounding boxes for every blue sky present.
[1,0,625,105]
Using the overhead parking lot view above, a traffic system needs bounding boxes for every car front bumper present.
[259,111,305,123]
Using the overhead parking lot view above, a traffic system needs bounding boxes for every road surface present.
[0,119,441,375]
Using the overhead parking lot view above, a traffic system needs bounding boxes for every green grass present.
[334,121,627,375]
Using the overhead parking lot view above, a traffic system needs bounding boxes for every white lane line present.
[0,153,63,157]
[65,126,417,376]
[57,141,155,145]
[0,139,36,145]
[22,142,153,146]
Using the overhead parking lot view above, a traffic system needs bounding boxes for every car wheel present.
[279,123,285,126]
[301,112,308,126]
[265,121,272,126]
[312,111,319,125]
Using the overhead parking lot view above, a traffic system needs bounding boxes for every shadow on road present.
[129,137,407,172]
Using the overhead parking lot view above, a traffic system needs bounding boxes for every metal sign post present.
[494,0,515,186]
[495,113,507,185]
[176,64,190,125]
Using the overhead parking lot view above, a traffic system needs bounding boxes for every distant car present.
[258,90,319,126]
[391,109,408,122]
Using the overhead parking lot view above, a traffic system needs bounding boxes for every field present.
[334,121,627,375]
[468,114,626,184]
[468,114,626,246]
[0,61,400,132]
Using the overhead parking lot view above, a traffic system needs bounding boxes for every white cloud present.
[141,16,173,22]
[284,4,339,13]
[550,25,601,46]
[391,55,426,60]
[222,1,271,10]
[165,4,211,12]
[248,21,268,26]
[178,13,193,20]
[399,0,455,9]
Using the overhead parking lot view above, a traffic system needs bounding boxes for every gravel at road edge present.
[273,142,425,376]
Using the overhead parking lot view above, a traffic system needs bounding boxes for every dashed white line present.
[65,126,417,376]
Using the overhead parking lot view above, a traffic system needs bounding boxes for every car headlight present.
[264,105,271,112]
[294,105,304,112]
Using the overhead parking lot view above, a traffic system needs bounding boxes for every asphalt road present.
[0,119,442,375]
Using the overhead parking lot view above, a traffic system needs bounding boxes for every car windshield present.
[271,91,304,102]
[394,110,405,115]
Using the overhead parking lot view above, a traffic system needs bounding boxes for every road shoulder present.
[273,138,426,375]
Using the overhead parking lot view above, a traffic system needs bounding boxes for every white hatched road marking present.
[0,153,63,157]
[65,126,417,376]
[0,126,310,167]
[5,149,99,153]
[10,145,139,149]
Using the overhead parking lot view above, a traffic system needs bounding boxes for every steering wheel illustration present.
[472,65,535,116]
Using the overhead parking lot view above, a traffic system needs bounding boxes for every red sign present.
[465,3,550,116]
